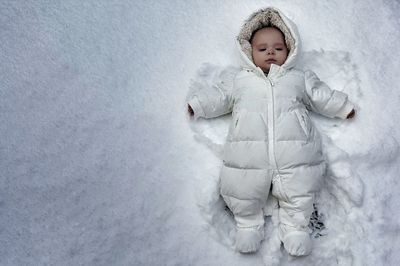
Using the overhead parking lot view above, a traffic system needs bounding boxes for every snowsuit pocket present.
[232,110,247,138]
[294,109,310,140]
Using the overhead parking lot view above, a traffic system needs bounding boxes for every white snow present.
[1,0,400,265]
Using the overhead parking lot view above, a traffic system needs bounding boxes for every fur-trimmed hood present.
[236,7,301,71]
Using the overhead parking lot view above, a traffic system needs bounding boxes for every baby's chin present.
[261,66,271,72]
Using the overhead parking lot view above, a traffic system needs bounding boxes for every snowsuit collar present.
[236,7,301,78]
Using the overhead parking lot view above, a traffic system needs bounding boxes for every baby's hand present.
[346,109,355,119]
[188,104,194,116]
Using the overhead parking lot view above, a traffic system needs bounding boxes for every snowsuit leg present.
[219,166,272,253]
[271,164,325,256]
[221,194,266,253]
[221,194,266,227]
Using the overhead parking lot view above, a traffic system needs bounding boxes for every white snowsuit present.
[187,7,354,254]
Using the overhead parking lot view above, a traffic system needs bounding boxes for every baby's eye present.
[276,48,283,51]
[259,49,266,51]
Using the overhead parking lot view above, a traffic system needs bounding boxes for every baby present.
[187,7,355,256]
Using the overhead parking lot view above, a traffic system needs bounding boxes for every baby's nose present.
[267,48,274,54]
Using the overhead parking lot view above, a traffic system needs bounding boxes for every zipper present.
[265,76,280,171]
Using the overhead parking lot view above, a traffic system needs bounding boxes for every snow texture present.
[1,0,400,265]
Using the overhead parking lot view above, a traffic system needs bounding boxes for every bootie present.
[282,230,312,256]
[235,225,264,253]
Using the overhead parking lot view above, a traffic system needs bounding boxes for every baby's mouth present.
[265,59,276,63]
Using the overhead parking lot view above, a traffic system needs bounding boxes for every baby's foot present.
[282,231,312,256]
[235,225,264,253]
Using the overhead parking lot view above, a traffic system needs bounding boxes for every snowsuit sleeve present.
[304,70,354,119]
[186,65,238,119]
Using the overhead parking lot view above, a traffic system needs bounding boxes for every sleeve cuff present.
[336,101,355,119]
[187,96,205,119]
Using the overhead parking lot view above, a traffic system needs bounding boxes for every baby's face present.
[251,27,288,72]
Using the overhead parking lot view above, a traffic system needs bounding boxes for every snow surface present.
[1,0,400,265]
